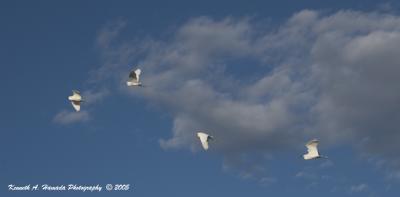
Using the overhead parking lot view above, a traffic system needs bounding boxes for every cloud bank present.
[94,10,400,177]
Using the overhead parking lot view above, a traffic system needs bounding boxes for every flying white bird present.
[68,90,83,112]
[197,132,213,150]
[303,139,327,160]
[126,68,142,86]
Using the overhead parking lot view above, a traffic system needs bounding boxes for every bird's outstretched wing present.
[69,90,82,101]
[134,69,141,82]
[306,139,319,157]
[71,101,81,112]
[197,132,212,150]
[128,70,138,80]
[72,90,80,96]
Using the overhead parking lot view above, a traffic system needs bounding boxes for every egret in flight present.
[197,132,213,151]
[127,68,142,87]
[303,139,327,160]
[68,90,83,112]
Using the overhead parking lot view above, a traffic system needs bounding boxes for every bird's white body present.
[127,68,142,86]
[68,90,82,112]
[303,139,325,160]
[197,132,213,150]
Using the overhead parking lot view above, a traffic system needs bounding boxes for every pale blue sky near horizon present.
[1,1,400,196]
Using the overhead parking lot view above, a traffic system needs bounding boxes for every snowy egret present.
[303,139,327,160]
[197,132,213,150]
[127,68,142,86]
[68,90,83,112]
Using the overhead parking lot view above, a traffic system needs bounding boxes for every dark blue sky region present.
[1,1,400,197]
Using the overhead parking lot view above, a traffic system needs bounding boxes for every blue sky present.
[1,1,400,196]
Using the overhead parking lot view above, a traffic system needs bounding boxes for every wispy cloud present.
[319,160,334,169]
[295,171,318,180]
[259,176,277,186]
[350,183,368,193]
[52,88,108,125]
[53,110,90,125]
[82,88,110,106]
